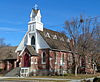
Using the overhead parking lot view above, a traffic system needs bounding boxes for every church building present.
[15,7,74,76]
[0,6,94,77]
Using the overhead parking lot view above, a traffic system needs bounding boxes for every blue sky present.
[0,0,100,46]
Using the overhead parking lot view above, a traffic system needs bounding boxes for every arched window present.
[31,36,35,45]
[55,53,58,64]
[62,54,64,62]
[42,52,46,63]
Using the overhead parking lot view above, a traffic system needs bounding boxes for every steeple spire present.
[28,4,43,31]
[34,4,38,10]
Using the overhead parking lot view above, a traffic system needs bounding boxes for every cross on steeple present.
[34,4,38,10]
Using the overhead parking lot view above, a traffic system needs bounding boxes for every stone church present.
[0,6,94,77]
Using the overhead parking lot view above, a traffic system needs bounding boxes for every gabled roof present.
[30,9,39,18]
[26,46,37,56]
[15,32,28,52]
[0,46,17,60]
[38,28,69,51]
[32,9,39,14]
[19,45,38,56]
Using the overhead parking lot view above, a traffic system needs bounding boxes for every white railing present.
[20,67,30,77]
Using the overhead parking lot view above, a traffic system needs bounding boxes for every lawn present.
[2,78,69,82]
[0,73,100,82]
[32,73,100,79]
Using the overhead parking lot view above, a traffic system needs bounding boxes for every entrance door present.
[24,53,30,67]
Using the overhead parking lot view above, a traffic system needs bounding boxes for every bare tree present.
[64,16,100,76]
[0,38,10,47]
[91,26,100,72]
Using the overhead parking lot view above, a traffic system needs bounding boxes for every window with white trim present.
[55,53,58,64]
[68,54,73,65]
[34,58,37,64]
[42,52,46,64]
[62,54,64,63]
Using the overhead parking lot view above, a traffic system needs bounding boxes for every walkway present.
[0,77,94,82]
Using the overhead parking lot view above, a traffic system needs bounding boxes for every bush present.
[93,77,100,82]
[81,79,91,82]
[0,69,3,73]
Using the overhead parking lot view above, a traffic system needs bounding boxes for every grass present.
[0,74,3,76]
[0,73,100,82]
[31,73,100,79]
[2,78,69,82]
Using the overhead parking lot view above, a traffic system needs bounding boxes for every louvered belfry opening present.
[31,36,35,45]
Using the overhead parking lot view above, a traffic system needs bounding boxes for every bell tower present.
[28,4,43,31]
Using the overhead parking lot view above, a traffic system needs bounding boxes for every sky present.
[0,0,100,46]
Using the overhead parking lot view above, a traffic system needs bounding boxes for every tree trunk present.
[75,64,78,76]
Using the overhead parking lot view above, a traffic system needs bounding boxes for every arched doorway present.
[24,53,30,67]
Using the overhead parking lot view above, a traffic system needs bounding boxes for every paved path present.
[0,77,94,82]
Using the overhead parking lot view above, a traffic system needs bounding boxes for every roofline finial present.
[34,4,38,10]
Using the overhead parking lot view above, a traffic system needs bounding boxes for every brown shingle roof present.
[0,46,17,60]
[38,28,69,51]
[32,9,39,14]
[26,45,37,56]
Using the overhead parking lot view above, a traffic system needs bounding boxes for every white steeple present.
[28,4,43,31]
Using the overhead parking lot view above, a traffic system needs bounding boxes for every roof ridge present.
[38,28,69,51]
[38,28,66,36]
